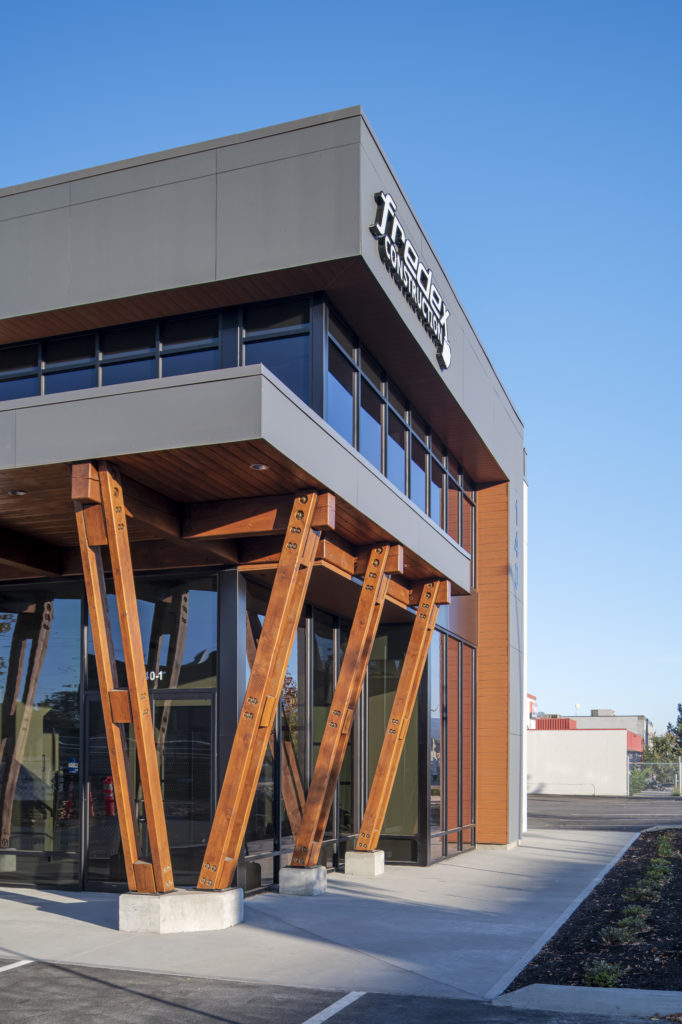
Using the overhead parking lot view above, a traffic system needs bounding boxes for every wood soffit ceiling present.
[0,441,462,611]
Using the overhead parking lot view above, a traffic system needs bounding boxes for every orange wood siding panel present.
[475,482,510,844]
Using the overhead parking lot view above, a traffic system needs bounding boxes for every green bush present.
[584,960,628,987]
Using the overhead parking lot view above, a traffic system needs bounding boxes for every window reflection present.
[244,334,310,404]
[0,377,40,401]
[410,440,428,512]
[430,462,444,527]
[0,590,82,886]
[88,578,217,693]
[327,344,354,445]
[101,359,156,386]
[367,625,418,838]
[359,382,382,471]
[279,625,307,849]
[45,367,97,394]
[162,349,219,377]
[387,411,407,492]
[429,634,444,853]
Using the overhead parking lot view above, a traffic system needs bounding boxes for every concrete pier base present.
[0,850,17,872]
[119,886,243,933]
[278,866,327,895]
[344,850,385,876]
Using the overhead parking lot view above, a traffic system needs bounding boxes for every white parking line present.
[300,990,365,1024]
[0,959,33,973]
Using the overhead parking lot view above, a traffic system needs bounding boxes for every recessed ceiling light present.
[9,489,27,496]
[249,463,269,472]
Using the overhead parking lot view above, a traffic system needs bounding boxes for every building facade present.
[0,108,525,894]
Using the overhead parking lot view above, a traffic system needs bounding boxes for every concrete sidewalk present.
[1,828,673,1017]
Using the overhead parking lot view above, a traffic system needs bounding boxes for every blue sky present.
[2,1,680,731]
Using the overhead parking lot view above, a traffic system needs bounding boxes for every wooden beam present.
[385,577,412,608]
[355,580,442,853]
[241,533,407,585]
[73,461,179,533]
[120,473,182,540]
[73,488,142,892]
[356,545,404,576]
[98,462,174,893]
[0,528,62,576]
[60,538,239,576]
[290,545,392,868]
[72,461,102,504]
[197,492,321,891]
[408,579,451,606]
[184,492,335,540]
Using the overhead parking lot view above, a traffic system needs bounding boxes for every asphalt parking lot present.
[0,958,654,1024]
[528,793,682,830]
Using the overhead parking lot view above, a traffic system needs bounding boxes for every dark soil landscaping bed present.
[508,829,682,991]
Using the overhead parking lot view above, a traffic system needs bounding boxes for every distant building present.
[526,703,648,796]
[527,726,643,796]
[574,710,654,749]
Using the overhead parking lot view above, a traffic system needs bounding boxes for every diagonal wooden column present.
[73,461,173,893]
[355,580,443,853]
[98,463,174,893]
[198,492,321,891]
[74,497,142,891]
[290,544,393,868]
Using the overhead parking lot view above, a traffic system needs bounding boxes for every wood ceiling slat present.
[0,440,449,587]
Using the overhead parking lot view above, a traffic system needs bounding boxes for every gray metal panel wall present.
[0,112,363,319]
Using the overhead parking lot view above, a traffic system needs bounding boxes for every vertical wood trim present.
[98,463,174,892]
[198,492,321,890]
[475,482,510,844]
[356,580,441,851]
[291,544,392,867]
[74,499,141,891]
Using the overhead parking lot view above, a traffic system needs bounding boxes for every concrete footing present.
[278,865,327,895]
[0,850,17,872]
[344,849,385,877]
[119,886,244,933]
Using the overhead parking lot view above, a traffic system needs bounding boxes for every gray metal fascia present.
[0,107,365,197]
[0,364,470,591]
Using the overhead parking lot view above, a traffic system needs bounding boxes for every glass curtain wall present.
[0,571,477,890]
[242,583,346,889]
[325,312,474,574]
[242,298,311,405]
[443,635,476,856]
[367,624,420,863]
[0,585,82,887]
[85,576,217,887]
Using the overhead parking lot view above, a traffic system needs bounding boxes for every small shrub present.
[657,833,677,858]
[648,859,672,880]
[599,925,632,945]
[584,959,628,987]
[619,906,649,929]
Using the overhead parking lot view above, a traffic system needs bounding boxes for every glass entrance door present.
[85,695,214,887]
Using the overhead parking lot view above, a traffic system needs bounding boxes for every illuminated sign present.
[371,192,451,369]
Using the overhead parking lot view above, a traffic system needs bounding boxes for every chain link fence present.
[628,760,681,795]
